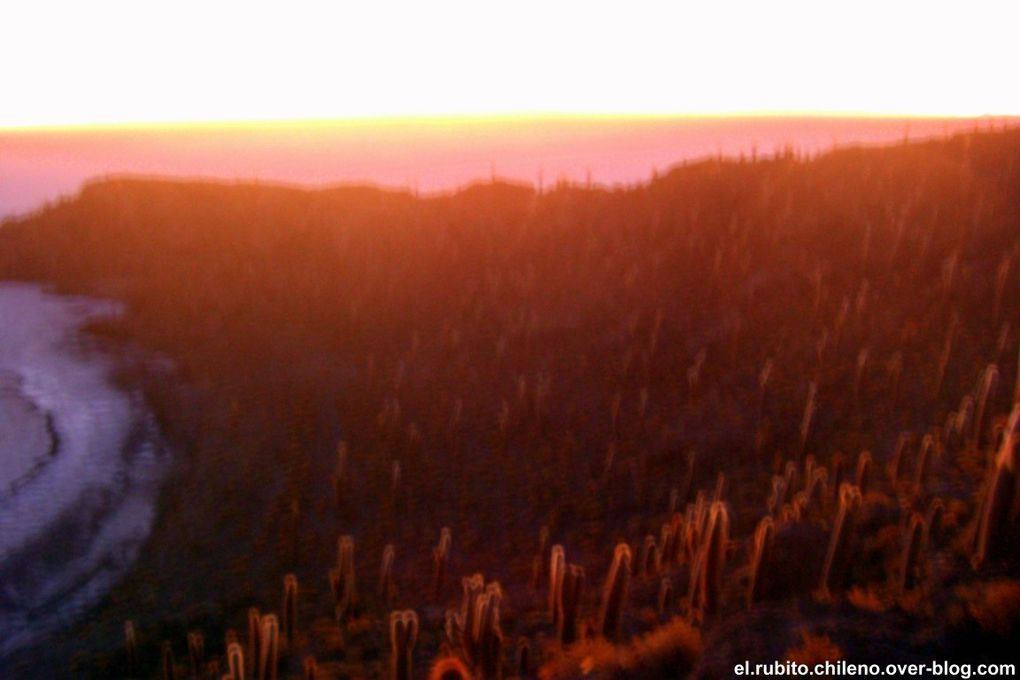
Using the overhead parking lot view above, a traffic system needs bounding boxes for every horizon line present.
[4,110,1020,133]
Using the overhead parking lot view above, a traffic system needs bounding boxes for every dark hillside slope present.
[1,129,1019,678]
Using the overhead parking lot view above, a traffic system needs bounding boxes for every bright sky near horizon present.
[2,0,1018,128]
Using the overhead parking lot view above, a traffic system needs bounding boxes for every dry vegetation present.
[1,127,1019,678]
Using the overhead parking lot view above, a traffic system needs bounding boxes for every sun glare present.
[2,0,1019,129]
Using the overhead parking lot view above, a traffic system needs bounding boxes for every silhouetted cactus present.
[433,527,452,600]
[390,610,419,680]
[258,614,279,680]
[187,631,204,678]
[657,577,674,617]
[855,451,872,494]
[747,516,775,607]
[972,364,999,450]
[515,637,530,677]
[303,656,319,680]
[638,534,657,578]
[124,620,137,673]
[161,640,175,680]
[897,512,925,593]
[283,573,298,646]
[473,584,504,680]
[558,564,585,645]
[819,483,863,597]
[247,607,261,673]
[380,543,396,602]
[914,434,936,491]
[799,381,817,457]
[597,543,632,641]
[332,535,358,621]
[888,433,911,483]
[334,440,348,509]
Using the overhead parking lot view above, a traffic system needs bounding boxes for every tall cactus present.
[897,512,925,593]
[187,631,205,678]
[283,574,298,646]
[433,527,452,600]
[471,584,504,680]
[332,535,358,622]
[226,642,244,680]
[972,405,1020,568]
[691,501,729,616]
[819,484,863,597]
[597,543,632,641]
[855,451,872,495]
[390,610,419,680]
[558,564,585,645]
[747,516,775,607]
[247,607,261,673]
[258,614,279,680]
[380,543,396,602]
[161,640,175,680]
[124,620,137,674]
[548,545,565,625]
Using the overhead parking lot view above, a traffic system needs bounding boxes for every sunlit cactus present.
[390,610,419,680]
[690,501,729,616]
[972,405,1020,568]
[460,573,486,659]
[819,483,863,597]
[258,614,280,680]
[747,515,775,607]
[558,564,585,645]
[433,527,452,600]
[597,543,632,641]
[548,544,565,624]
[474,583,504,680]
[226,642,244,680]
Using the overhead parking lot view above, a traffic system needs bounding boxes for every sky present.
[2,0,1019,128]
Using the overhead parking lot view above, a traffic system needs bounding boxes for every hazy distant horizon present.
[2,115,1015,218]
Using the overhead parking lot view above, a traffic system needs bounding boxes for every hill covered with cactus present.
[1,127,1019,679]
